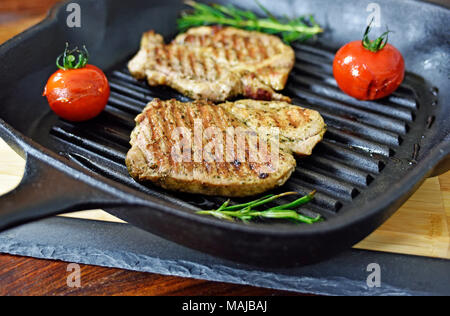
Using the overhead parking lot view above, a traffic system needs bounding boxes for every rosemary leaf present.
[178,1,323,44]
[221,192,297,212]
[266,190,316,211]
[196,191,320,224]
[218,194,274,212]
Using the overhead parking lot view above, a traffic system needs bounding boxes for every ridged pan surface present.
[51,50,420,220]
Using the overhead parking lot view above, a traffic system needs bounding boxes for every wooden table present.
[0,0,449,296]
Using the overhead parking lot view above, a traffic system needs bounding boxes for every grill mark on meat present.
[220,106,244,178]
[217,108,241,177]
[126,99,324,196]
[231,34,238,50]
[196,55,207,80]
[265,41,276,57]
[181,31,273,63]
[236,47,243,62]
[200,35,210,46]
[257,39,268,60]
[185,34,195,43]
[224,47,231,64]
[158,103,172,167]
[152,104,169,171]
[135,118,154,167]
[202,104,217,170]
[185,102,196,127]
[215,106,243,178]
[171,46,182,72]
[211,106,232,178]
[162,100,179,173]
[203,57,213,81]
[286,109,300,128]
[145,105,162,172]
[245,36,256,60]
[172,101,193,175]
[154,46,161,65]
[253,110,264,128]
[192,54,202,79]
[243,36,250,55]
[160,47,170,68]
[180,102,197,176]
[212,46,219,58]
[180,48,193,77]
[231,116,249,177]
[270,112,282,129]
[231,48,239,64]
[188,104,202,171]
[166,46,173,70]
[188,52,196,77]
[207,105,224,178]
[233,34,245,61]
[214,61,221,79]
[129,27,295,103]
[219,33,228,48]
[198,105,216,177]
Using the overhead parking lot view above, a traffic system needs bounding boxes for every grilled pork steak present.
[219,100,326,156]
[126,99,326,197]
[128,27,295,102]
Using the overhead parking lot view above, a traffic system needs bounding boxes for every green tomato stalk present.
[56,43,89,70]
[362,18,392,52]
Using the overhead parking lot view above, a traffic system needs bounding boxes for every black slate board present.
[0,216,449,296]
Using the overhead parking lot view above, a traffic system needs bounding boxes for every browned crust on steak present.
[128,27,295,102]
[174,27,295,91]
[219,100,327,156]
[126,99,297,197]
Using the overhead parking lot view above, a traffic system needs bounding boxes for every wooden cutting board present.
[0,139,449,260]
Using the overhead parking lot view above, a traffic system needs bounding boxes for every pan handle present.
[0,119,139,231]
[0,154,124,231]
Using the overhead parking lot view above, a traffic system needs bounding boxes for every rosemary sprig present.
[197,191,321,224]
[178,1,323,44]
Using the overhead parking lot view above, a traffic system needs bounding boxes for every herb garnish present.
[197,191,321,224]
[178,1,323,44]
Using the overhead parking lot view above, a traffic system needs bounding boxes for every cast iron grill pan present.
[0,0,448,266]
[48,44,422,221]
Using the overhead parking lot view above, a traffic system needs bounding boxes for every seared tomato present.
[333,22,404,101]
[43,45,110,122]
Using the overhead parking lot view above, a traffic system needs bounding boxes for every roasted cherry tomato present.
[43,44,110,122]
[333,22,404,101]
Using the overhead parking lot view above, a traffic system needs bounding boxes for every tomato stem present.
[56,43,89,70]
[362,18,392,53]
